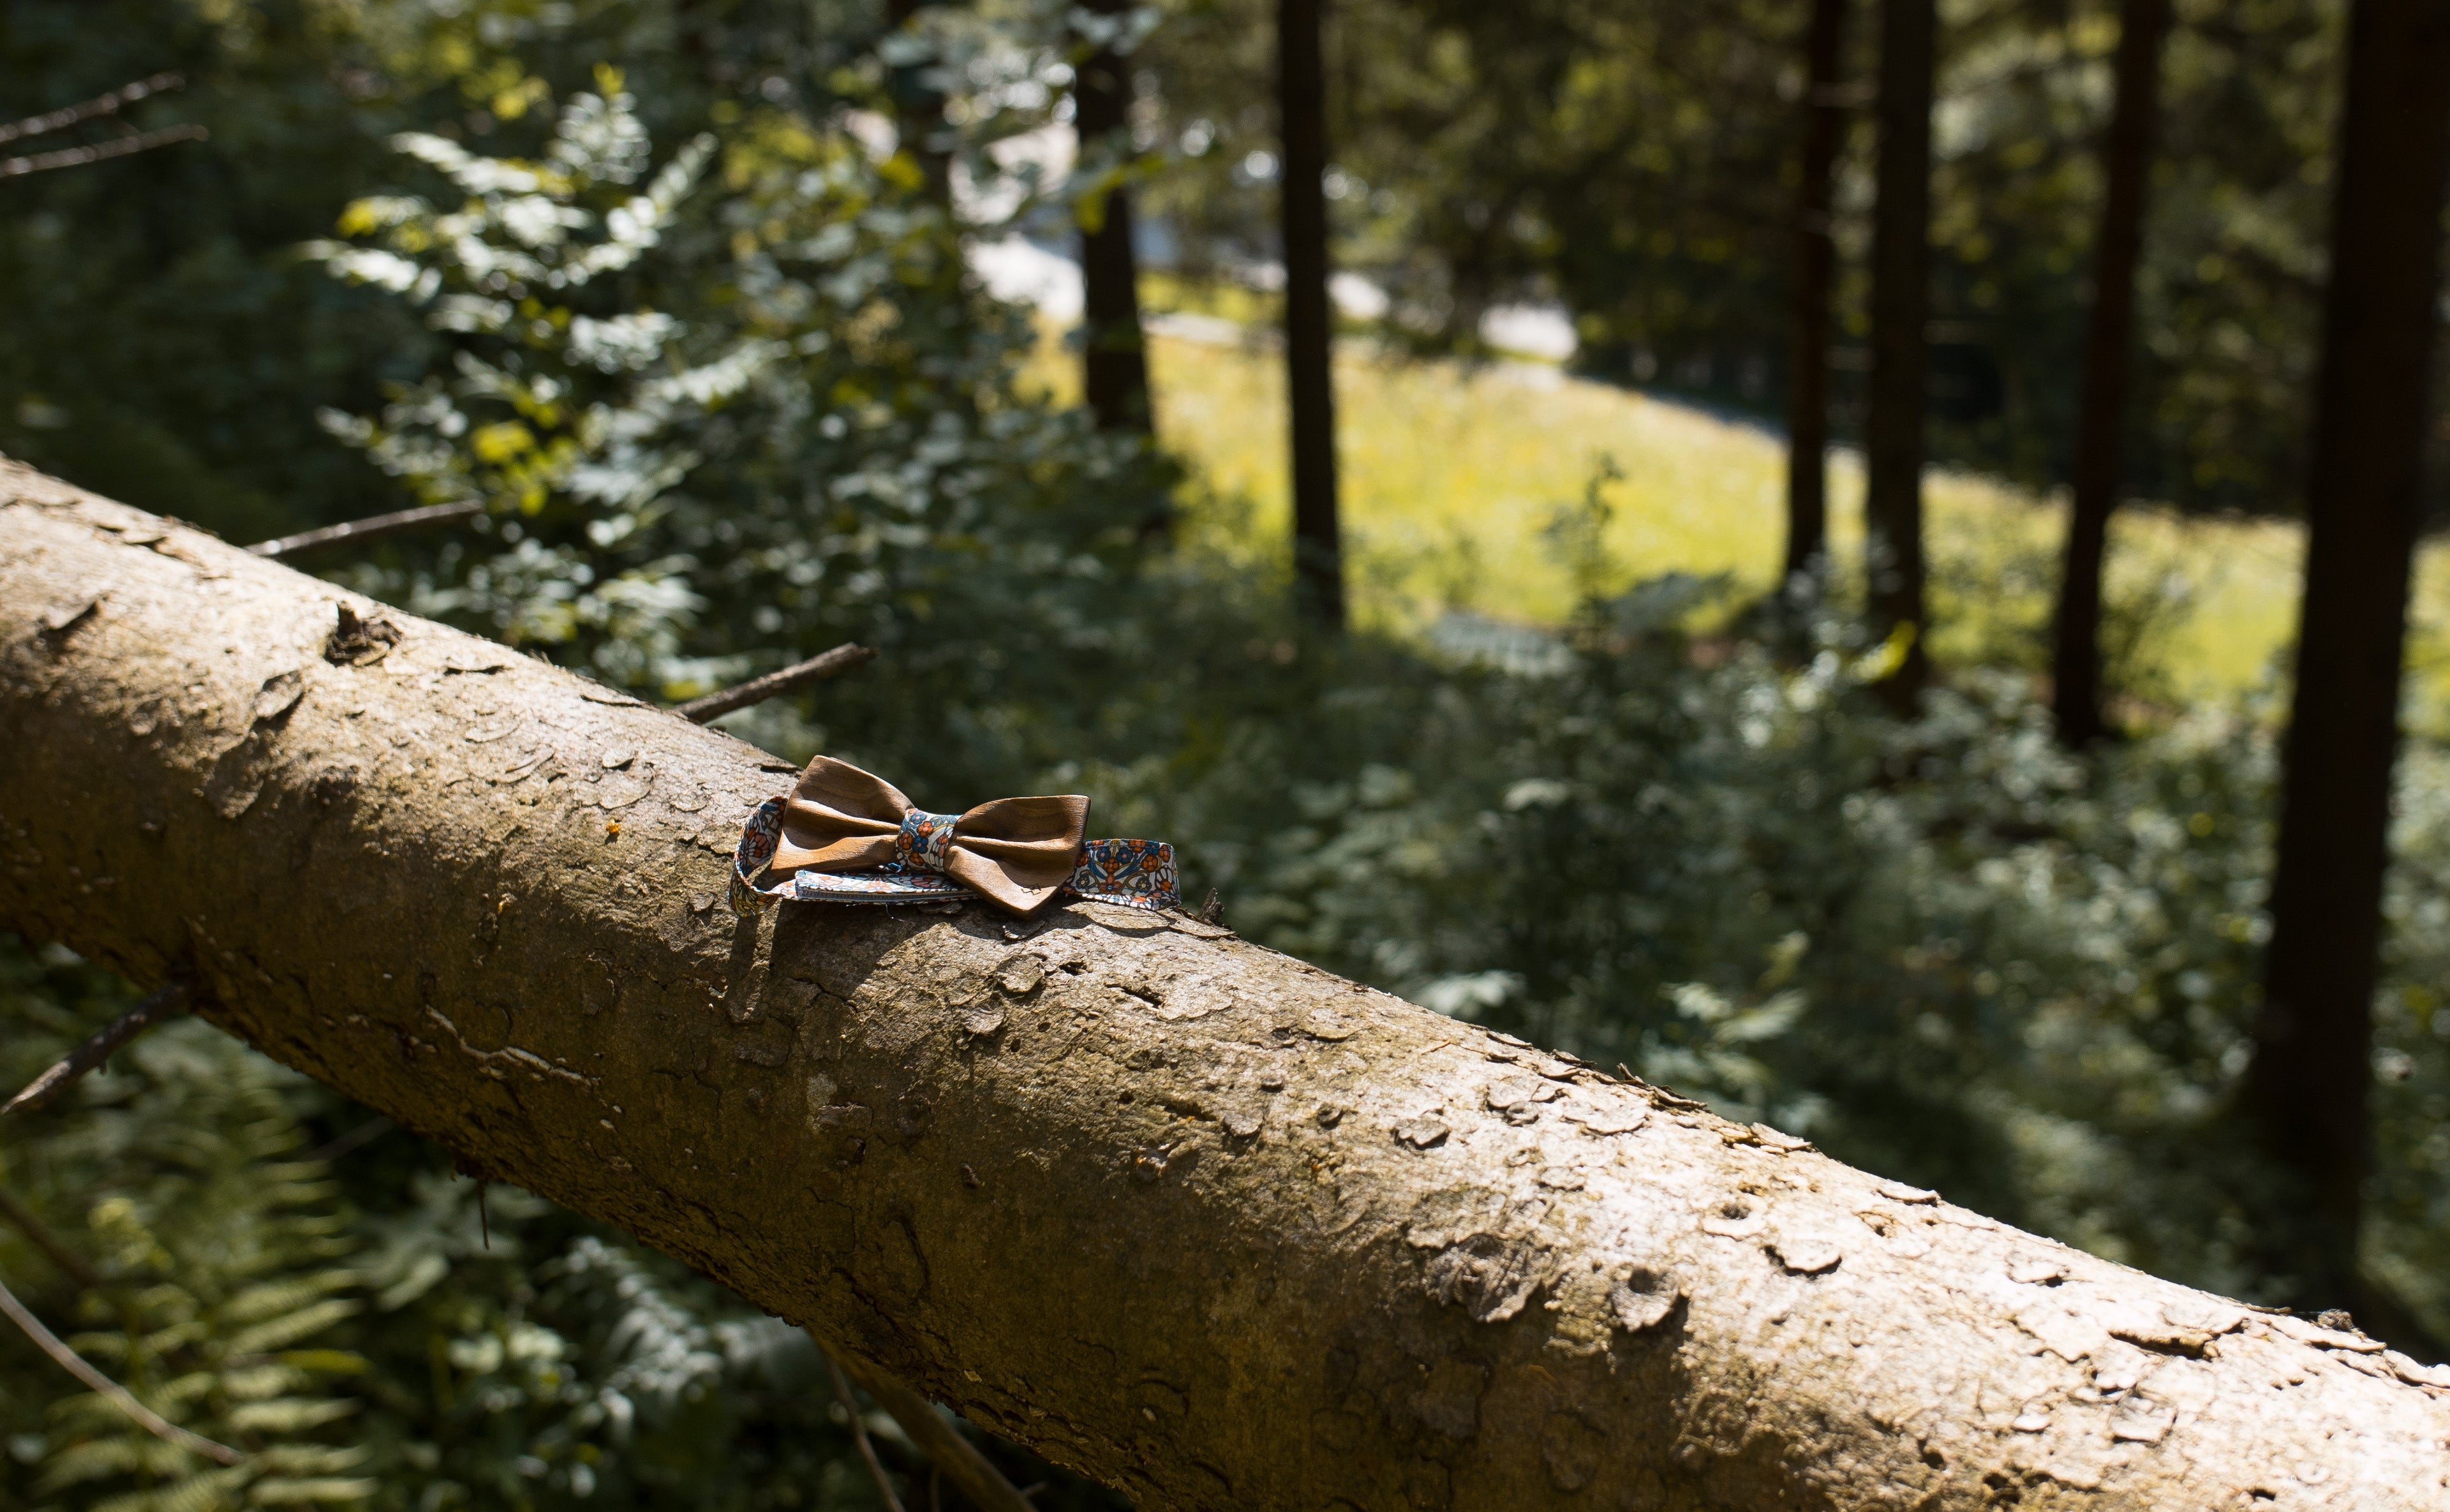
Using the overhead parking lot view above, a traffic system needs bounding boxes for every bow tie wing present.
[943,794,1091,913]
[772,756,910,874]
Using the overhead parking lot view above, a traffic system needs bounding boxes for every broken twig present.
[674,643,875,723]
[3,982,189,1118]
[0,1271,244,1465]
[830,1344,1037,1512]
[1,124,208,179]
[246,500,484,560]
[828,1353,909,1512]
[0,71,186,147]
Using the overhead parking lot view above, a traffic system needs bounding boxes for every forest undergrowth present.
[6,40,2450,1511]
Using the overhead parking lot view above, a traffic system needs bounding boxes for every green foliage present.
[0,954,372,1510]
[306,72,1177,711]
[0,0,429,544]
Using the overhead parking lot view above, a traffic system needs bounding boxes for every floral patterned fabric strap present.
[731,797,1180,915]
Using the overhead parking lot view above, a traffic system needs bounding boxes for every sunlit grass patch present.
[1022,318,2450,718]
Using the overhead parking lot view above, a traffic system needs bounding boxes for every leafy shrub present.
[308,78,1177,717]
[0,951,370,1510]
[1143,586,2450,1336]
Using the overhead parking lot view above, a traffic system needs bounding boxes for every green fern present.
[9,1018,373,1511]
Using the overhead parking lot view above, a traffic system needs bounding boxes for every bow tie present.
[731,755,1179,916]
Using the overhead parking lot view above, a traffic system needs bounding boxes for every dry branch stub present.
[1,978,190,1116]
[0,71,187,147]
[2,457,2447,1509]
[246,500,484,560]
[672,641,876,723]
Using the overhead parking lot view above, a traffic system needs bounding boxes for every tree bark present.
[5,463,2450,1509]
[887,0,954,206]
[1076,0,1154,438]
[1783,0,1851,595]
[1279,0,1344,631]
[2050,0,2173,748]
[1864,0,1935,706]
[2248,0,2450,1317]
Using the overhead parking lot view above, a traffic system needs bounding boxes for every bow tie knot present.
[896,809,960,873]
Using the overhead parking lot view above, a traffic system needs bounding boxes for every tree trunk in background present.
[2248,0,2450,1324]
[11,466,2450,1511]
[1863,0,1934,706]
[2049,0,2172,748]
[1783,0,1850,597]
[1076,0,1154,437]
[1280,0,1344,631]
[887,0,953,205]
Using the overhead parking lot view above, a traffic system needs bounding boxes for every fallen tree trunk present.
[2,459,2446,1511]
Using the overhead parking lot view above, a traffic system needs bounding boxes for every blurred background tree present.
[1135,0,2363,516]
